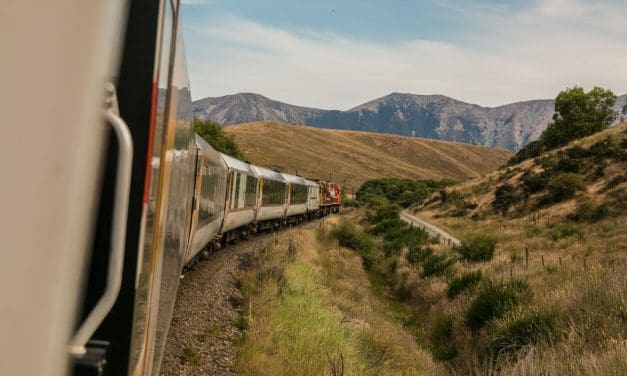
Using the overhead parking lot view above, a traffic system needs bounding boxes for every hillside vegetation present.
[396,123,627,373]
[224,121,510,190]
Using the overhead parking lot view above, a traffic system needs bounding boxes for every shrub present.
[564,145,590,159]
[383,226,430,253]
[465,282,518,330]
[194,118,246,160]
[332,221,376,270]
[406,245,433,265]
[554,157,583,173]
[521,171,549,195]
[429,316,458,361]
[356,178,454,207]
[489,311,555,358]
[568,200,610,222]
[589,138,623,159]
[492,184,519,215]
[548,222,581,241]
[446,271,483,299]
[369,218,406,235]
[366,197,401,223]
[455,236,497,262]
[421,254,455,278]
[508,140,541,164]
[544,173,586,203]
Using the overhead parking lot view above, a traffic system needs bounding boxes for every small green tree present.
[540,86,617,150]
[193,118,246,160]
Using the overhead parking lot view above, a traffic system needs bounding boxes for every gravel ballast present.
[160,236,267,375]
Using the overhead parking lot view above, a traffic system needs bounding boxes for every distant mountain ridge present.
[192,92,627,151]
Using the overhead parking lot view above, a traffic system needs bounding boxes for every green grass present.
[465,281,519,330]
[446,271,483,299]
[490,311,556,359]
[181,346,201,365]
[454,236,497,262]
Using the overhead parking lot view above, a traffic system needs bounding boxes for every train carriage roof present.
[304,179,319,187]
[219,152,255,175]
[250,165,286,182]
[281,173,308,186]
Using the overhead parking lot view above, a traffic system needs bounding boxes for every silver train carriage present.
[250,165,289,230]
[186,135,228,265]
[218,153,259,242]
[281,173,310,223]
[306,179,321,216]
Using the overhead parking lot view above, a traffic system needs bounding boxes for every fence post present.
[541,255,545,268]
[525,247,529,268]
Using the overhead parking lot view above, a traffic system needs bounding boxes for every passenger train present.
[0,1,339,375]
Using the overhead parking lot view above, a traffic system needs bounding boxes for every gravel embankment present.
[160,236,268,375]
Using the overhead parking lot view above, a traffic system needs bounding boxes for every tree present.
[193,118,246,160]
[540,86,617,150]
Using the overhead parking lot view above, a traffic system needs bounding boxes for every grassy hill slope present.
[403,122,627,373]
[224,121,511,190]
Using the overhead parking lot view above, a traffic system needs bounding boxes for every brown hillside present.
[224,121,511,191]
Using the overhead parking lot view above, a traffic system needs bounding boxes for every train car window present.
[262,179,286,205]
[198,161,220,227]
[237,173,247,208]
[231,172,240,209]
[244,175,257,208]
[290,184,308,204]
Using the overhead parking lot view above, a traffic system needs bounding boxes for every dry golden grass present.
[225,121,511,190]
[401,123,627,374]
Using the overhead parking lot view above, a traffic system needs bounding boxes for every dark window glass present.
[198,161,222,227]
[290,184,308,204]
[262,179,287,205]
[244,176,257,208]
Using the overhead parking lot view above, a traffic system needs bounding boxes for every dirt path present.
[400,211,460,246]
[160,234,270,375]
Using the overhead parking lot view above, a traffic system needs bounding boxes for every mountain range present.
[192,92,627,151]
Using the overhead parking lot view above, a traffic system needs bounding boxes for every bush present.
[568,201,610,222]
[383,226,430,254]
[406,245,433,265]
[356,178,455,207]
[429,316,458,361]
[455,236,497,262]
[544,173,586,203]
[521,171,549,195]
[369,218,406,235]
[446,271,483,299]
[492,184,519,215]
[508,140,541,164]
[194,118,246,160]
[589,138,624,160]
[554,157,583,173]
[563,145,590,159]
[548,222,581,241]
[465,282,518,330]
[421,254,455,278]
[332,221,376,270]
[489,311,555,358]
[366,197,401,223]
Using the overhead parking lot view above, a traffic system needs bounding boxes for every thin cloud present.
[185,3,627,109]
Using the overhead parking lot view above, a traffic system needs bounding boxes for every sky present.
[180,0,627,109]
